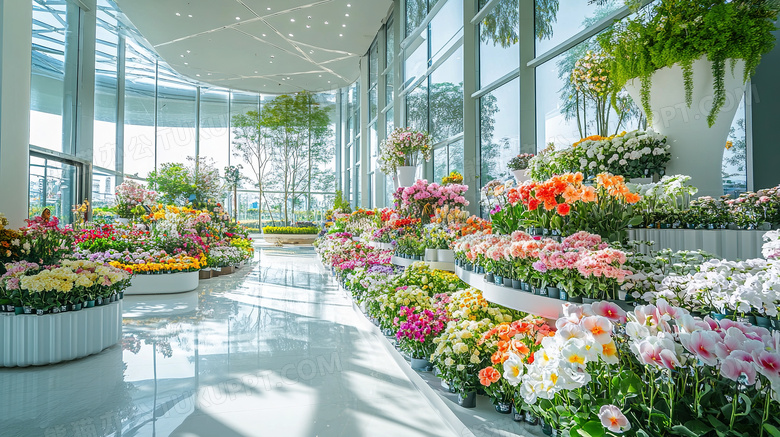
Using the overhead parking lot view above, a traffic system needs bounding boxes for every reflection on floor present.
[0,246,463,437]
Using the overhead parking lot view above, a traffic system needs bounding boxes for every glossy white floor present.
[0,246,472,437]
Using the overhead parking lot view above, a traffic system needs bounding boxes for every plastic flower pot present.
[23,306,33,314]
[494,401,512,414]
[755,315,772,329]
[582,297,597,305]
[559,289,569,301]
[494,275,503,285]
[524,411,538,425]
[511,279,522,290]
[511,406,524,422]
[74,303,83,311]
[410,358,432,372]
[484,272,494,283]
[546,287,560,299]
[457,391,477,408]
[502,277,512,287]
[86,301,95,308]
[569,295,583,304]
[521,282,530,292]
[540,419,552,435]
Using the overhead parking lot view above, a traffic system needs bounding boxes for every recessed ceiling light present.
[347,3,351,6]
[287,77,290,79]
[318,74,322,77]
[308,16,312,19]
[235,16,241,20]
[254,70,258,73]
[289,33,294,37]
[310,50,314,54]
[262,33,266,37]
[328,80,331,83]
[184,62,188,65]
[175,12,180,16]
[180,54,185,57]
[188,14,192,18]
[345,13,349,17]
[339,33,343,37]
[196,74,200,77]
[207,73,211,75]
[324,21,329,24]
[306,25,310,28]
[270,61,273,63]
[342,24,346,27]
[186,50,191,53]
[267,7,271,10]
[290,18,295,22]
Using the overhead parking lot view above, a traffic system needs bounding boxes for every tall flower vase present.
[624,56,746,198]
[512,169,530,184]
[396,166,418,188]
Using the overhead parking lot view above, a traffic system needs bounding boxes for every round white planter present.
[512,169,530,184]
[263,234,319,245]
[0,300,122,367]
[124,271,199,295]
[624,56,746,197]
[396,165,419,188]
[437,249,455,263]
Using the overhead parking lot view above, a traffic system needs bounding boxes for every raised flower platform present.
[627,228,766,260]
[455,266,564,320]
[391,255,455,272]
[124,271,199,295]
[263,234,319,245]
[0,300,122,367]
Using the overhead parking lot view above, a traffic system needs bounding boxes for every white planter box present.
[437,249,455,263]
[124,271,199,295]
[627,228,765,260]
[263,234,319,245]
[0,301,122,367]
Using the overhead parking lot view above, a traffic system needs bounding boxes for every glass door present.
[29,153,84,225]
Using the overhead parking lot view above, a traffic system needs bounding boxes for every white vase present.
[424,248,438,262]
[624,56,746,198]
[437,249,455,263]
[512,169,530,184]
[396,166,418,188]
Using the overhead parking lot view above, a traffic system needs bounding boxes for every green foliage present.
[598,0,779,127]
[262,226,319,235]
[332,190,352,214]
[147,157,224,205]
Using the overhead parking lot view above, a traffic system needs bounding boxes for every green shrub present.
[263,226,320,234]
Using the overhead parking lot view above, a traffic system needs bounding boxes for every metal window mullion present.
[115,33,126,184]
[400,36,463,98]
[400,0,448,50]
[471,0,501,25]
[472,67,520,99]
[153,60,158,171]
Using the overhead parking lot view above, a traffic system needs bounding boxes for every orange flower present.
[544,201,557,211]
[581,186,597,203]
[624,192,641,204]
[478,367,501,387]
[557,203,571,216]
[491,350,508,365]
[562,185,581,204]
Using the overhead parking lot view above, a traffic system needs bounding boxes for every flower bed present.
[262,226,320,234]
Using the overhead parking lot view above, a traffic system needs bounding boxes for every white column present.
[0,0,32,228]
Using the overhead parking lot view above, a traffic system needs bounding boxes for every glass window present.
[156,65,197,168]
[429,46,463,143]
[449,139,464,176]
[480,78,519,186]
[123,39,156,178]
[230,91,260,182]
[430,0,463,64]
[404,36,428,89]
[386,19,395,67]
[369,87,378,121]
[369,123,378,172]
[92,170,116,209]
[94,7,119,170]
[535,0,622,56]
[406,80,429,134]
[369,42,380,87]
[200,88,231,172]
[386,107,395,137]
[386,68,395,107]
[479,0,520,88]
[434,146,448,182]
[28,156,79,224]
[406,0,427,37]
[723,96,747,195]
[30,0,76,153]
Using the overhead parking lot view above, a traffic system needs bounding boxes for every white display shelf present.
[455,266,565,320]
[0,300,122,367]
[391,256,456,272]
[263,234,318,245]
[124,271,199,295]
[627,228,766,260]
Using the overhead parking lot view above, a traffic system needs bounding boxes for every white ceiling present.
[115,0,393,93]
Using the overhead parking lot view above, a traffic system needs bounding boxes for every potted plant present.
[598,0,780,197]
[378,128,432,188]
[508,154,534,183]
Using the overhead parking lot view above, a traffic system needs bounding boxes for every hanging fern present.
[598,0,779,128]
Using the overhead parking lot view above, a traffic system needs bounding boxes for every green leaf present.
[575,420,606,437]
[764,424,780,437]
[670,420,712,437]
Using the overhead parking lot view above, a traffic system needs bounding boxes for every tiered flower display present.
[394,179,469,223]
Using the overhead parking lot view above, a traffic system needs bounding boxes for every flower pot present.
[623,56,746,197]
[710,312,730,321]
[511,406,524,422]
[541,419,553,435]
[546,287,560,299]
[569,296,583,304]
[521,282,531,292]
[457,391,477,409]
[465,263,473,271]
[511,279,522,290]
[524,411,538,425]
[86,300,95,308]
[437,249,455,263]
[410,357,432,372]
[396,166,418,188]
[737,315,757,325]
[559,289,569,301]
[494,401,512,414]
[772,318,780,330]
[199,269,213,280]
[23,306,33,314]
[119,292,124,299]
[485,272,494,283]
[582,298,597,305]
[494,275,503,285]
[36,309,46,316]
[96,297,103,306]
[502,277,512,288]
[512,169,530,184]
[755,315,772,329]
[425,248,438,262]
[74,303,83,311]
